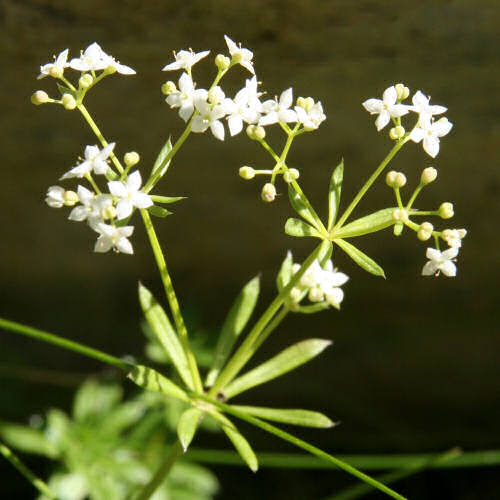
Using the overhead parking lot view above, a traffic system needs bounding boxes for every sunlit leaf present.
[285,218,322,238]
[177,407,204,451]
[333,208,396,239]
[276,251,293,291]
[205,276,260,387]
[224,339,332,399]
[328,160,344,230]
[0,423,59,458]
[151,137,172,178]
[150,195,186,204]
[147,205,172,218]
[334,239,386,278]
[288,185,321,230]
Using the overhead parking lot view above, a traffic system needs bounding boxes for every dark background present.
[1,1,499,498]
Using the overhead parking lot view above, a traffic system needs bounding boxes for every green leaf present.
[150,195,186,204]
[0,423,59,458]
[285,218,322,238]
[128,365,189,403]
[276,251,293,292]
[205,276,260,387]
[138,284,193,389]
[231,406,336,428]
[334,239,386,277]
[73,379,122,422]
[177,407,204,451]
[333,208,397,239]
[147,205,172,218]
[151,137,172,178]
[224,339,332,399]
[328,160,344,231]
[288,185,321,230]
[210,412,258,472]
[56,83,75,98]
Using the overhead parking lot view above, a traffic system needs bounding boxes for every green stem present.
[134,440,184,500]
[0,317,131,371]
[0,442,56,499]
[140,209,203,392]
[405,184,424,210]
[250,307,289,356]
[195,395,407,500]
[335,137,410,229]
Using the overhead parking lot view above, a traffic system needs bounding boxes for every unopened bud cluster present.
[386,170,407,188]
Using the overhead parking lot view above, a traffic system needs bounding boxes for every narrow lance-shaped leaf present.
[333,208,397,239]
[0,423,59,458]
[138,284,193,389]
[327,160,344,231]
[276,251,293,292]
[205,276,260,387]
[210,412,258,472]
[288,185,322,231]
[56,83,75,98]
[334,239,386,278]
[177,407,204,452]
[285,218,322,239]
[230,405,336,429]
[150,195,186,204]
[147,205,172,218]
[151,136,173,178]
[128,365,189,403]
[224,339,332,399]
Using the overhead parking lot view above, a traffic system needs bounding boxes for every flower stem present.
[0,317,131,371]
[140,209,203,392]
[134,440,184,500]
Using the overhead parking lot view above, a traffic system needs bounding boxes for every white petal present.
[178,72,194,92]
[434,118,453,137]
[279,109,298,123]
[210,120,225,141]
[440,260,457,277]
[68,205,89,221]
[362,98,383,114]
[224,35,238,55]
[382,86,397,105]
[228,115,243,136]
[422,261,438,276]
[191,116,209,133]
[375,110,391,131]
[442,247,459,260]
[280,88,293,109]
[423,136,440,158]
[326,288,344,307]
[94,235,113,253]
[127,171,142,192]
[426,248,441,260]
[119,226,134,238]
[410,127,425,143]
[259,111,278,126]
[108,181,127,198]
[116,238,134,254]
[390,104,410,118]
[116,199,133,219]
[412,91,428,107]
[132,192,153,209]
[179,103,194,122]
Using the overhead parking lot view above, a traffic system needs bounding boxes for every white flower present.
[191,95,228,140]
[422,247,458,277]
[38,49,69,79]
[107,171,153,220]
[61,143,115,180]
[362,86,410,131]
[259,88,297,126]
[225,77,262,136]
[69,42,135,75]
[100,52,136,75]
[442,229,467,248]
[45,186,66,208]
[410,90,447,124]
[224,35,255,74]
[295,100,326,130]
[166,72,208,122]
[162,49,210,71]
[94,223,134,254]
[409,117,453,158]
[68,186,113,228]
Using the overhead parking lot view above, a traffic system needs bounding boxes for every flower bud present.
[124,151,140,168]
[421,167,437,184]
[261,183,276,203]
[102,206,117,220]
[457,229,467,239]
[389,125,405,140]
[439,202,454,219]
[289,287,302,303]
[215,54,230,70]
[291,263,301,275]
[392,208,408,222]
[61,93,76,110]
[63,190,79,206]
[395,83,410,100]
[79,73,93,89]
[246,124,266,141]
[161,81,177,95]
[239,166,255,180]
[49,66,64,79]
[283,171,293,183]
[308,287,324,303]
[386,171,398,187]
[395,172,407,188]
[289,168,300,180]
[31,90,49,105]
[417,222,434,241]
[296,97,314,111]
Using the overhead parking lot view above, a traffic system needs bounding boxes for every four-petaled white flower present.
[68,186,113,228]
[411,90,447,124]
[93,223,134,254]
[38,49,69,79]
[362,86,410,131]
[224,35,255,74]
[45,186,66,208]
[192,96,228,140]
[162,49,210,71]
[61,143,115,180]
[259,88,297,126]
[225,77,262,136]
[422,247,459,277]
[166,72,208,122]
[107,171,153,220]
[69,42,135,75]
[410,117,453,158]
[295,100,326,130]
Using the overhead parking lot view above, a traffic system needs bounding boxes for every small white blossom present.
[38,49,69,79]
[68,186,113,228]
[224,35,255,74]
[93,223,134,254]
[410,117,453,158]
[410,90,447,124]
[259,88,297,126]
[69,43,135,74]
[191,95,228,141]
[295,100,326,130]
[422,247,458,277]
[61,143,115,180]
[108,171,153,220]
[362,86,410,131]
[442,229,467,248]
[45,186,66,208]
[166,72,208,122]
[162,49,210,71]
[225,77,262,136]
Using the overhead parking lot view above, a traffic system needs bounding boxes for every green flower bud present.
[296,97,314,111]
[246,124,266,141]
[49,66,64,79]
[63,190,79,206]
[261,183,276,203]
[161,81,177,95]
[417,222,434,241]
[308,287,324,303]
[239,166,255,180]
[215,54,230,70]
[421,167,437,184]
[386,170,398,187]
[395,172,407,188]
[439,202,454,219]
[124,151,140,168]
[392,208,408,222]
[283,171,293,184]
[395,83,410,100]
[102,206,117,220]
[289,168,300,180]
[31,90,49,105]
[289,287,302,303]
[61,93,76,110]
[79,73,93,89]
[389,125,405,140]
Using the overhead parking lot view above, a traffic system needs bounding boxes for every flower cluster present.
[363,85,452,158]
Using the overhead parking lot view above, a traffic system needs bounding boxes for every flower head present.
[422,247,459,277]
[162,49,210,71]
[38,49,69,79]
[410,117,453,158]
[93,223,134,254]
[107,171,153,220]
[69,43,135,75]
[225,76,262,136]
[191,95,229,141]
[45,186,66,208]
[166,72,208,122]
[224,35,255,74]
[61,143,115,180]
[295,98,326,130]
[68,186,113,229]
[411,90,447,124]
[362,86,410,131]
[259,88,297,127]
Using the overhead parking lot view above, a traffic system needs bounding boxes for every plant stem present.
[0,442,55,499]
[140,209,203,392]
[335,137,410,229]
[250,307,289,356]
[134,440,184,500]
[0,318,131,371]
